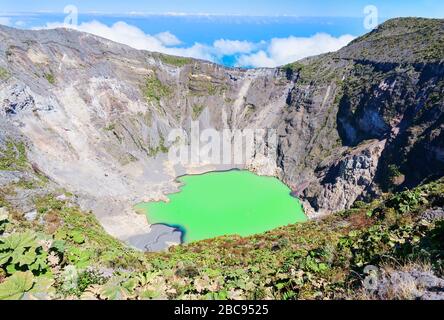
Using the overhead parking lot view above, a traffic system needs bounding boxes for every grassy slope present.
[341,18,444,62]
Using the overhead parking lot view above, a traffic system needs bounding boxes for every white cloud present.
[15,20,26,27]
[155,31,182,46]
[39,21,215,61]
[213,39,255,56]
[36,20,355,68]
[44,21,165,52]
[237,33,355,68]
[237,51,276,68]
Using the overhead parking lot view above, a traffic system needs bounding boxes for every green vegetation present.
[386,164,405,188]
[243,104,257,118]
[189,82,218,97]
[34,194,143,269]
[0,141,28,171]
[0,67,10,80]
[13,179,37,190]
[0,190,148,299]
[281,55,340,85]
[282,62,304,74]
[44,73,55,85]
[104,123,116,131]
[188,73,222,96]
[207,83,217,95]
[346,18,444,62]
[424,89,443,112]
[142,74,171,104]
[191,104,205,120]
[159,55,192,67]
[148,136,169,157]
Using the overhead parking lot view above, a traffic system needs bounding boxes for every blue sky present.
[1,0,444,18]
[0,1,442,68]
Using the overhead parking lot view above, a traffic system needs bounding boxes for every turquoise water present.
[136,170,306,243]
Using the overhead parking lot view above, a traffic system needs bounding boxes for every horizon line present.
[0,11,406,19]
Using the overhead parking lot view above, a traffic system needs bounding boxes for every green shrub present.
[148,136,169,156]
[142,75,171,103]
[44,73,55,84]
[0,67,10,80]
[159,55,192,67]
[77,269,107,293]
[192,104,205,120]
[0,141,28,171]
[104,123,116,131]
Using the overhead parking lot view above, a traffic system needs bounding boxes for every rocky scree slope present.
[0,18,443,250]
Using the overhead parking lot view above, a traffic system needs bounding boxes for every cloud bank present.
[237,33,356,67]
[38,20,355,68]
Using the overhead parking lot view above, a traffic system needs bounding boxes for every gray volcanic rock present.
[0,18,443,250]
[301,139,385,216]
[127,224,183,251]
[421,208,444,222]
[373,269,444,300]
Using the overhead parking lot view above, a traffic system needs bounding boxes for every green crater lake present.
[136,170,306,243]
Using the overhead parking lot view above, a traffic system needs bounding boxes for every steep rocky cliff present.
[0,18,443,250]
[278,18,444,216]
